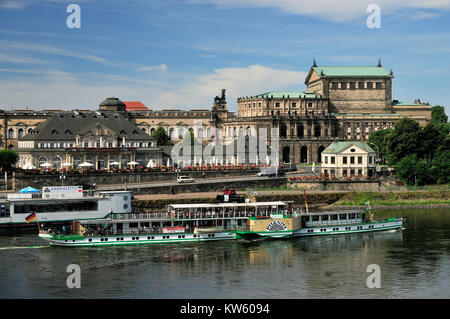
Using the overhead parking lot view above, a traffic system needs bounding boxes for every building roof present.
[313,66,391,77]
[21,111,155,142]
[322,141,375,154]
[243,91,320,99]
[123,101,149,111]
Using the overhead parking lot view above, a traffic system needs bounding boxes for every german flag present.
[25,212,37,223]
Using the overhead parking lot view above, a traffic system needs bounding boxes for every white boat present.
[37,200,404,247]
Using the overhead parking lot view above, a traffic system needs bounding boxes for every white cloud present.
[0,64,307,111]
[137,64,168,71]
[193,0,450,22]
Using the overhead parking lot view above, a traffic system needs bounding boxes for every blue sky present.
[0,0,449,115]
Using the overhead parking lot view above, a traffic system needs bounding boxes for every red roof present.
[123,101,149,111]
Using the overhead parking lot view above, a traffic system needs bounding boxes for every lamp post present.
[367,142,380,164]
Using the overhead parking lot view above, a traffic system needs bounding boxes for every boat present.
[37,199,404,247]
[0,186,132,233]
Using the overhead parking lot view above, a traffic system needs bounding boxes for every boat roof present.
[303,210,362,215]
[168,201,291,209]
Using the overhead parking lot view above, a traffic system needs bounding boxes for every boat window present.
[321,215,329,221]
[13,201,98,214]
[350,213,356,219]
[313,215,320,221]
[339,214,347,220]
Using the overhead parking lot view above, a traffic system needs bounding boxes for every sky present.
[0,0,449,115]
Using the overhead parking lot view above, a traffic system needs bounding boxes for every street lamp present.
[367,142,380,164]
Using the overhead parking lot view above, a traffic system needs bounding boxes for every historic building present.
[320,141,377,178]
[2,60,432,166]
[17,98,162,170]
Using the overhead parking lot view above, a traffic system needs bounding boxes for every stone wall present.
[288,180,382,192]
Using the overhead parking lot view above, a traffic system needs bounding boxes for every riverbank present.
[325,190,450,209]
[133,189,450,211]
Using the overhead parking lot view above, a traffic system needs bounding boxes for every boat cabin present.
[301,210,364,228]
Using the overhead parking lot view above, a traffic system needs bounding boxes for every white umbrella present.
[23,163,36,170]
[79,162,93,167]
[146,160,154,168]
[166,158,171,167]
[127,161,139,166]
[110,161,120,166]
[62,162,72,167]
[40,163,52,168]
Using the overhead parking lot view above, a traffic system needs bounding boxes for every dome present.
[99,97,126,111]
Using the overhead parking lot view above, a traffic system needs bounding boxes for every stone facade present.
[1,61,432,165]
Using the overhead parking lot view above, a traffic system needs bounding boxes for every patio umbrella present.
[127,161,138,166]
[19,186,40,193]
[40,163,52,168]
[146,160,155,168]
[62,162,72,167]
[110,161,120,166]
[166,158,171,167]
[79,162,93,167]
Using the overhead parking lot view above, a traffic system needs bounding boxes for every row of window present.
[37,141,154,149]
[331,82,383,89]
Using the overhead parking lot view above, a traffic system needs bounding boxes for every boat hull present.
[293,218,403,237]
[39,231,236,247]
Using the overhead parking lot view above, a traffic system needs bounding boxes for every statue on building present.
[214,89,226,103]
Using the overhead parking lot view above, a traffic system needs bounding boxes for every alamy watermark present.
[366,264,381,288]
[66,264,81,288]
[66,4,81,29]
[367,4,381,29]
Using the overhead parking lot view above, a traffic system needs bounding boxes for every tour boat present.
[37,200,404,247]
[0,187,132,232]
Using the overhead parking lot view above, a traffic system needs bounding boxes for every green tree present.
[431,105,448,124]
[394,154,430,186]
[430,150,450,184]
[385,117,421,165]
[151,126,171,146]
[0,149,18,173]
[368,128,392,161]
[417,123,446,160]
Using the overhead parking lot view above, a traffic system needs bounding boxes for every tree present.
[394,154,430,186]
[431,105,448,124]
[151,126,171,146]
[385,117,421,165]
[368,128,392,161]
[0,150,18,173]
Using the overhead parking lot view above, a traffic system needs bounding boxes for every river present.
[0,208,448,299]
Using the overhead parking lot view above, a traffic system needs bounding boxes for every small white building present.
[321,141,377,178]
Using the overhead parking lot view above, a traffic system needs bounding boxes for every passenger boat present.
[0,187,132,232]
[37,200,404,247]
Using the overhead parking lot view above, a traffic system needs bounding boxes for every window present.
[350,157,355,164]
[7,129,14,139]
[367,82,373,89]
[343,157,347,164]
[350,169,355,175]
[332,82,338,89]
[324,156,328,164]
[258,102,262,107]
[349,82,355,89]
[358,169,362,175]
[18,129,24,139]
[275,102,280,107]
[292,102,296,107]
[331,156,335,164]
[322,215,329,221]
[358,82,364,89]
[358,156,362,164]
[307,103,312,108]
[376,82,382,89]
[341,82,347,89]
[343,169,348,176]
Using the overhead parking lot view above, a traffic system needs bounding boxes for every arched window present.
[121,155,128,168]
[178,128,185,139]
[197,128,203,139]
[52,156,61,169]
[28,128,33,135]
[246,127,252,136]
[39,157,48,167]
[7,128,14,139]
[150,128,155,135]
[18,128,24,139]
[206,127,211,139]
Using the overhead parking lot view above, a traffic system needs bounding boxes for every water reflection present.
[0,208,448,298]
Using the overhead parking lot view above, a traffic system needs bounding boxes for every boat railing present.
[111,211,295,221]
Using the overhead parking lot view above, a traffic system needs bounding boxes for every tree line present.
[369,106,449,185]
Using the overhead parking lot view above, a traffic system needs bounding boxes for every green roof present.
[323,141,375,154]
[313,66,391,77]
[250,91,319,99]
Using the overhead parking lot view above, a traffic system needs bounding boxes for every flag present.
[25,212,37,223]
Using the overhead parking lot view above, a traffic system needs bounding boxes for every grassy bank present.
[334,190,450,207]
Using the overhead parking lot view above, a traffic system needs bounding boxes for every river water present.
[0,208,448,299]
